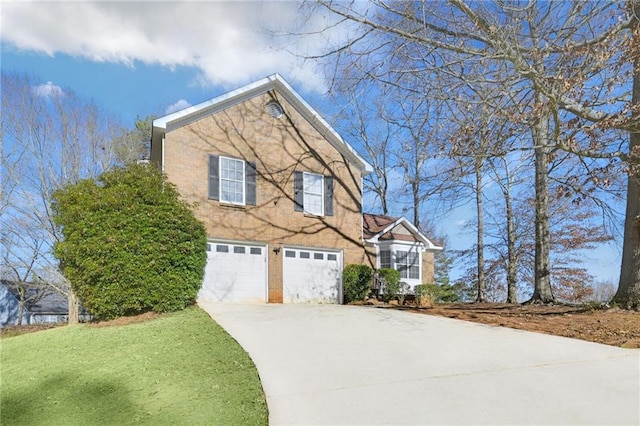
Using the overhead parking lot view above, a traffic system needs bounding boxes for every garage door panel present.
[283,248,342,303]
[199,242,266,303]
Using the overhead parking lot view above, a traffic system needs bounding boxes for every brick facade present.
[157,91,369,302]
[422,251,435,284]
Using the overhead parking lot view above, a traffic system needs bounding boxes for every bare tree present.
[485,150,533,303]
[113,115,156,165]
[1,227,52,325]
[1,72,123,323]
[336,88,400,215]
[591,280,618,303]
[614,2,640,308]
[302,0,635,304]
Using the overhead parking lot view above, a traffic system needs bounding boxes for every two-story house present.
[151,74,440,304]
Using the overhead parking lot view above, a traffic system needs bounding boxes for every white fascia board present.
[271,76,373,175]
[153,75,279,131]
[370,217,443,251]
[152,74,373,175]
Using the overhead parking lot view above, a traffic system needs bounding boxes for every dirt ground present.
[0,311,161,338]
[388,303,640,349]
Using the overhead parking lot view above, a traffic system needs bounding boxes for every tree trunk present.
[68,288,79,325]
[613,8,640,309]
[614,168,640,309]
[412,174,420,229]
[475,155,486,303]
[380,189,389,216]
[527,98,555,304]
[17,302,24,326]
[504,165,518,304]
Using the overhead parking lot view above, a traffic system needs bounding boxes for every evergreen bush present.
[52,164,207,320]
[378,268,401,303]
[343,264,374,303]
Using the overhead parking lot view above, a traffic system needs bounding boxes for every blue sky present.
[2,49,205,124]
[0,1,621,286]
[1,2,332,123]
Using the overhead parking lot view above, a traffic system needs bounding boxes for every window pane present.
[380,250,391,269]
[314,253,323,260]
[234,246,246,254]
[303,173,323,215]
[300,251,310,259]
[327,254,337,261]
[399,266,408,279]
[216,245,229,253]
[250,247,262,255]
[220,157,244,204]
[285,250,295,258]
[392,249,420,280]
[304,193,322,215]
[409,266,420,280]
[304,173,323,193]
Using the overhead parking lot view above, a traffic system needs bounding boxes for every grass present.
[0,307,268,425]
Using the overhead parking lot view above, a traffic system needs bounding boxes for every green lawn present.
[0,307,268,425]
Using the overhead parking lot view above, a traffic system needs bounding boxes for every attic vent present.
[266,101,284,119]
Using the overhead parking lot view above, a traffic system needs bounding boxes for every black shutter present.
[294,171,304,212]
[208,155,219,200]
[324,176,333,216]
[246,161,257,206]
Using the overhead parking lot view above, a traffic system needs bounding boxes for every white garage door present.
[199,241,267,303]
[283,247,342,303]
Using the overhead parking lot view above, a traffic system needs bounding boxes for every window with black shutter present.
[293,171,334,217]
[208,155,257,206]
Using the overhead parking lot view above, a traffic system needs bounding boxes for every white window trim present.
[377,242,423,285]
[396,250,420,280]
[220,156,245,205]
[303,172,324,216]
[379,250,391,269]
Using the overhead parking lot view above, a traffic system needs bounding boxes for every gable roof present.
[363,213,442,250]
[153,73,373,175]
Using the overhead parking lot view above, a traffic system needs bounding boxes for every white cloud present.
[32,81,64,98]
[165,99,191,115]
[1,2,348,93]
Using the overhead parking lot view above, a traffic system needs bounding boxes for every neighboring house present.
[0,280,90,327]
[151,74,441,304]
[0,281,30,327]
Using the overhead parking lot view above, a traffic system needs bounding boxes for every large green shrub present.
[378,268,401,303]
[52,164,207,320]
[343,264,374,303]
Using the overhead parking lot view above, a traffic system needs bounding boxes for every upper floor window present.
[293,171,333,216]
[209,155,256,206]
[303,172,324,216]
[220,157,245,204]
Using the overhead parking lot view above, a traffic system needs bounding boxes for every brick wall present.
[422,251,435,284]
[161,91,367,302]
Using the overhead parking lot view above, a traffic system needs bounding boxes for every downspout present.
[161,134,166,173]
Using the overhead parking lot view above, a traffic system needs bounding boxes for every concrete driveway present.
[199,303,639,425]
